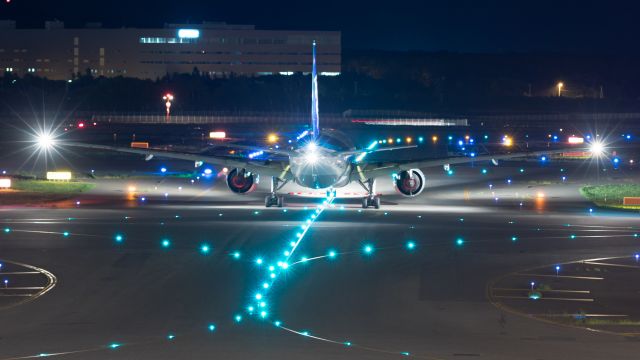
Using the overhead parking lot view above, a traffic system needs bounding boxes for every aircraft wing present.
[66,142,293,180]
[356,147,590,180]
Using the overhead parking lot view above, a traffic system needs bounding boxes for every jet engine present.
[226,168,258,194]
[393,169,425,197]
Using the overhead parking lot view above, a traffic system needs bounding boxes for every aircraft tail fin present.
[311,40,320,139]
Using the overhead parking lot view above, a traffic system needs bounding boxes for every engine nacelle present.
[394,169,425,197]
[226,168,258,194]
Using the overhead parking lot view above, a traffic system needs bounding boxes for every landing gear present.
[358,178,380,209]
[265,176,288,208]
[265,194,284,207]
[362,196,380,209]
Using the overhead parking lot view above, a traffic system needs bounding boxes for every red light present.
[78,122,85,128]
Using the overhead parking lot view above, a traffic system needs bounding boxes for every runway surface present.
[1,161,639,359]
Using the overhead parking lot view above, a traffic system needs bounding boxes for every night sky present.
[2,0,639,53]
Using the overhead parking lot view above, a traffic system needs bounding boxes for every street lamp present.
[162,93,174,120]
[557,82,564,97]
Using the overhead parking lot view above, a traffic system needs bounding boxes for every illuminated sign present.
[131,142,150,149]
[209,131,226,139]
[0,178,11,188]
[568,136,584,144]
[178,29,200,38]
[46,172,72,181]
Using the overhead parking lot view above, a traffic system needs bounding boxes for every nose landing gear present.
[265,176,288,208]
[358,178,380,209]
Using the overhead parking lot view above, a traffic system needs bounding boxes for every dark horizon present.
[2,0,639,54]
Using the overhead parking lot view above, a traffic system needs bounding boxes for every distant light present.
[255,258,263,265]
[502,136,513,147]
[235,314,242,323]
[160,167,167,173]
[115,234,124,243]
[328,250,337,258]
[456,238,464,246]
[207,324,216,332]
[406,241,416,250]
[108,343,121,349]
[178,29,200,38]
[267,133,279,143]
[161,239,171,248]
[540,156,547,162]
[203,168,213,175]
[232,251,241,259]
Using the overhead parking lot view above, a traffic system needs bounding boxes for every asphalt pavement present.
[1,160,639,360]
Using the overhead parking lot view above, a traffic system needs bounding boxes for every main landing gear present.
[265,177,288,207]
[358,178,380,209]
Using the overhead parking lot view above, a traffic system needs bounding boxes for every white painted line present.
[0,271,41,275]
[534,314,628,318]
[515,273,603,280]
[0,294,32,297]
[493,288,590,294]
[0,287,45,290]
[493,295,594,302]
[583,261,640,269]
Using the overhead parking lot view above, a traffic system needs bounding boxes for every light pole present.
[162,93,174,120]
[557,82,563,97]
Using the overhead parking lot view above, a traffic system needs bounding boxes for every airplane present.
[59,41,599,208]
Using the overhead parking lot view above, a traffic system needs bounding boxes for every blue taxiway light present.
[4,227,10,233]
[200,244,211,254]
[363,244,374,255]
[108,343,121,349]
[160,167,167,173]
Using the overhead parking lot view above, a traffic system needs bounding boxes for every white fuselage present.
[289,146,352,189]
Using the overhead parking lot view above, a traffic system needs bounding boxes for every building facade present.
[0,21,341,80]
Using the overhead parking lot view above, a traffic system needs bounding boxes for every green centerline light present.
[114,234,124,243]
[108,343,121,349]
[3,227,10,233]
[456,238,465,246]
[161,239,171,248]
[406,241,416,250]
[62,231,70,237]
[207,324,216,332]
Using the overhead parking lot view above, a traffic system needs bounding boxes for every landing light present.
[36,132,55,150]
[590,141,605,156]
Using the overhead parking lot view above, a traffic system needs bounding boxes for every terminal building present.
[0,20,341,80]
